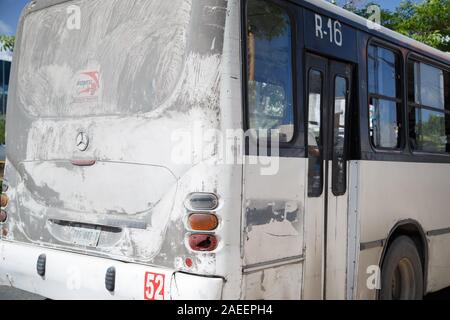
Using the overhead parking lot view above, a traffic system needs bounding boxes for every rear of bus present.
[0,0,243,300]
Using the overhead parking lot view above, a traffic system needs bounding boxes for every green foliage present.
[417,113,447,152]
[248,0,289,40]
[343,0,450,52]
[0,36,15,52]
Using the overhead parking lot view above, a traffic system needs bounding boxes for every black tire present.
[380,236,423,300]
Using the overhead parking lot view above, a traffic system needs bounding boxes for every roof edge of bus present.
[25,0,450,63]
[300,0,450,63]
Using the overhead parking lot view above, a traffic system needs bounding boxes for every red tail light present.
[0,210,7,223]
[188,234,218,252]
[184,257,193,268]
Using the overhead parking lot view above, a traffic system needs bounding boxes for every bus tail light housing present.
[188,213,218,231]
[1,181,8,193]
[188,234,218,252]
[0,210,7,223]
[1,194,9,208]
[187,193,219,211]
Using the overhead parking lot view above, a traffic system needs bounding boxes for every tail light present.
[188,234,218,252]
[187,193,219,211]
[188,213,218,231]
[1,181,8,193]
[185,193,220,253]
[0,210,7,223]
[1,194,8,208]
[184,257,193,268]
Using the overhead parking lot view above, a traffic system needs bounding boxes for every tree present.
[0,36,15,52]
[393,0,450,52]
[342,0,450,52]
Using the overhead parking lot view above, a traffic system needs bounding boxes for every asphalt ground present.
[1,285,449,300]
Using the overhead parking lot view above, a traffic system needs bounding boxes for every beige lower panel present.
[243,263,303,300]
[427,234,450,293]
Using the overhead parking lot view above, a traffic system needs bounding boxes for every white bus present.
[1,0,449,300]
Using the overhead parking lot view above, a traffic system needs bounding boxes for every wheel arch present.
[378,219,429,296]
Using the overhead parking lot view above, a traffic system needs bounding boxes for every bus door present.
[305,53,353,299]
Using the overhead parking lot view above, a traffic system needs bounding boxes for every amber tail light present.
[188,213,218,231]
[188,234,218,252]
[1,194,9,208]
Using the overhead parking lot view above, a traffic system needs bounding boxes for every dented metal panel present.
[243,263,303,300]
[242,156,306,298]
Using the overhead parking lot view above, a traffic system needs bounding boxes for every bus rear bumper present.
[0,241,223,300]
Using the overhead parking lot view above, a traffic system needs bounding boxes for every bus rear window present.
[246,0,295,143]
[16,0,219,118]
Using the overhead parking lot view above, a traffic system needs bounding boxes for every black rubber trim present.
[360,239,385,251]
[426,228,450,237]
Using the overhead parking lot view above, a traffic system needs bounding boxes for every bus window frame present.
[406,52,450,157]
[366,38,406,153]
[306,66,325,198]
[331,73,350,197]
[241,0,305,157]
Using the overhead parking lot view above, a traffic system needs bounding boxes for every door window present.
[308,69,323,197]
[332,76,348,196]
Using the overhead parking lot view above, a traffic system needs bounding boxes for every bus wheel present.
[380,236,423,300]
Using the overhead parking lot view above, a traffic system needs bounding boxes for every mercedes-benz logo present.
[76,132,89,152]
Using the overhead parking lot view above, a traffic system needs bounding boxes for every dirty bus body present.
[1,0,450,300]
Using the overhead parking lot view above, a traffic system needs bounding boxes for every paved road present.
[0,286,44,300]
[1,285,450,300]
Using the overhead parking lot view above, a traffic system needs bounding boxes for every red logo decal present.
[77,71,100,96]
[144,272,165,300]
[73,70,101,103]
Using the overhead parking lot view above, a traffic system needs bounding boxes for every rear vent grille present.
[105,267,116,292]
[36,254,46,277]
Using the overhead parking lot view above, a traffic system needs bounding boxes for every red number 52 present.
[144,272,165,300]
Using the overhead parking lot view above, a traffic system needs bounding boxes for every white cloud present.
[0,19,13,35]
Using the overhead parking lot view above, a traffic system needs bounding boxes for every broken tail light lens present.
[188,234,218,252]
[187,193,219,211]
[188,213,218,231]
[0,210,7,223]
[1,194,9,208]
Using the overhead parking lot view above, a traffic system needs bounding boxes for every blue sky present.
[0,0,418,36]
[336,0,412,10]
[0,0,29,35]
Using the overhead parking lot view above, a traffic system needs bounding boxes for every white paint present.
[0,241,223,300]
[170,272,223,300]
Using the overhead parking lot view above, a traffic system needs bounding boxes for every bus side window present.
[408,60,450,153]
[246,0,295,143]
[368,44,402,150]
